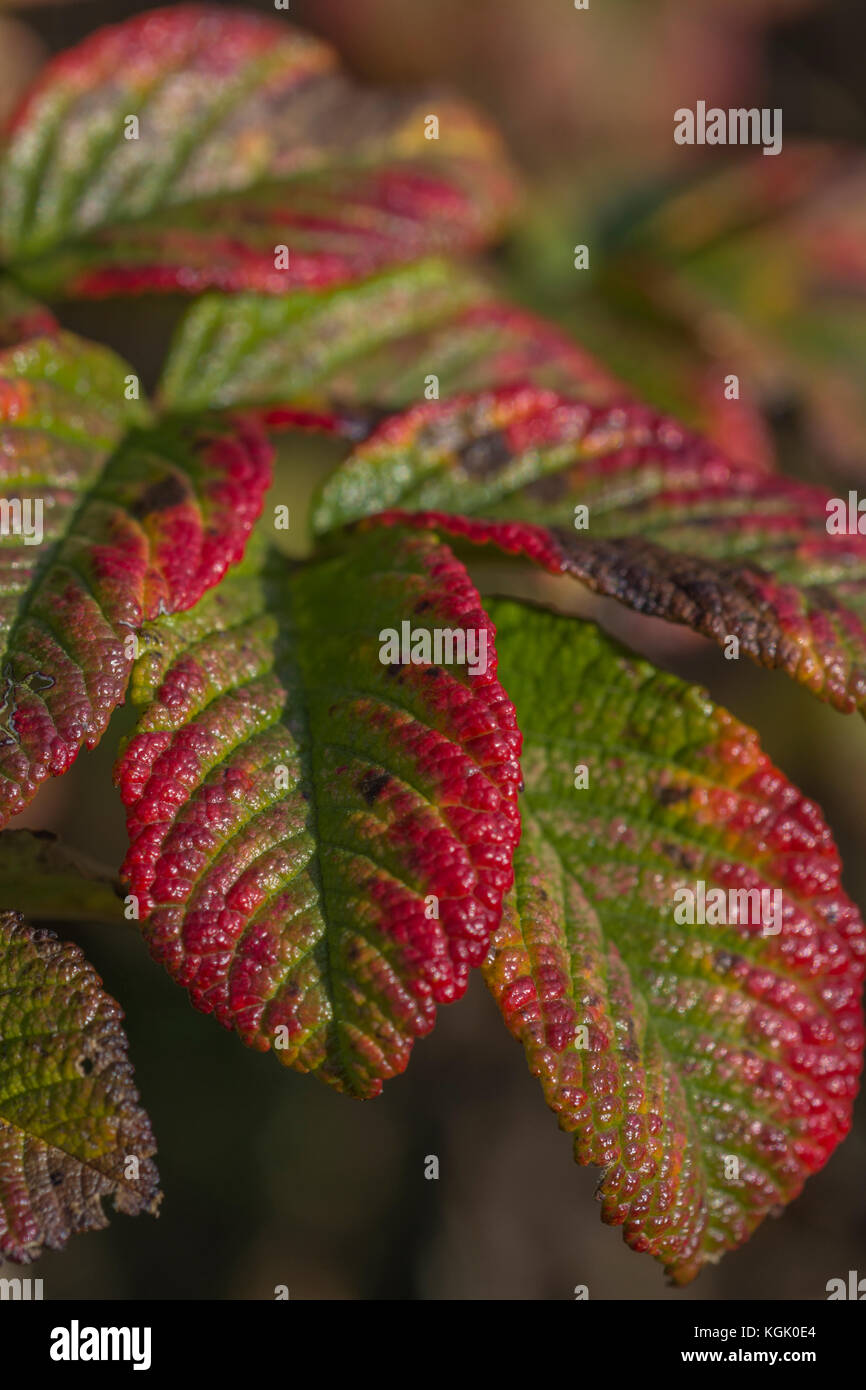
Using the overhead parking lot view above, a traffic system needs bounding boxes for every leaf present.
[312,387,866,715]
[607,145,866,474]
[0,911,160,1262]
[158,260,621,414]
[532,287,778,474]
[158,260,483,413]
[0,329,273,824]
[0,829,122,925]
[114,528,521,1097]
[158,241,772,475]
[483,597,865,1283]
[0,5,516,298]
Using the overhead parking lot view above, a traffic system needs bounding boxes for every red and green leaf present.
[158,259,621,415]
[0,911,160,1262]
[114,528,521,1097]
[0,5,516,299]
[485,597,865,1283]
[606,145,866,473]
[0,329,272,824]
[536,288,779,473]
[312,387,866,714]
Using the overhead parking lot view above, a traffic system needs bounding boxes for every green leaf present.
[606,145,866,473]
[0,6,515,297]
[0,911,160,1262]
[0,830,122,925]
[115,529,521,1097]
[484,597,865,1282]
[312,388,866,715]
[311,388,785,534]
[158,260,620,415]
[159,260,483,413]
[0,328,273,824]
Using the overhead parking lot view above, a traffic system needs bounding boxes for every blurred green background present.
[2,0,865,1300]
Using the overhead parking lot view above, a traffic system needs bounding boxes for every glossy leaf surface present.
[159,260,620,414]
[0,911,160,1262]
[115,529,521,1097]
[0,6,516,298]
[313,388,866,714]
[0,330,272,823]
[485,597,865,1282]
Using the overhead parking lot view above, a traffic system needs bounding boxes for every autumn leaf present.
[114,528,521,1097]
[484,596,865,1282]
[0,911,160,1262]
[604,144,866,475]
[0,5,516,299]
[159,259,621,415]
[0,327,272,824]
[312,387,866,715]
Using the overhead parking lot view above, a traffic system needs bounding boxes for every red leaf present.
[487,598,866,1282]
[115,529,521,1096]
[311,385,866,714]
[0,5,516,298]
[0,331,272,823]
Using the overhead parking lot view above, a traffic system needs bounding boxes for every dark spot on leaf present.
[525,471,571,503]
[714,950,747,976]
[619,1015,640,1063]
[660,841,699,871]
[333,403,393,442]
[656,783,691,806]
[457,429,512,478]
[359,770,391,805]
[132,473,189,518]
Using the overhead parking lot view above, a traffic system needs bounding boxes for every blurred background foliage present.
[2,0,865,1299]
